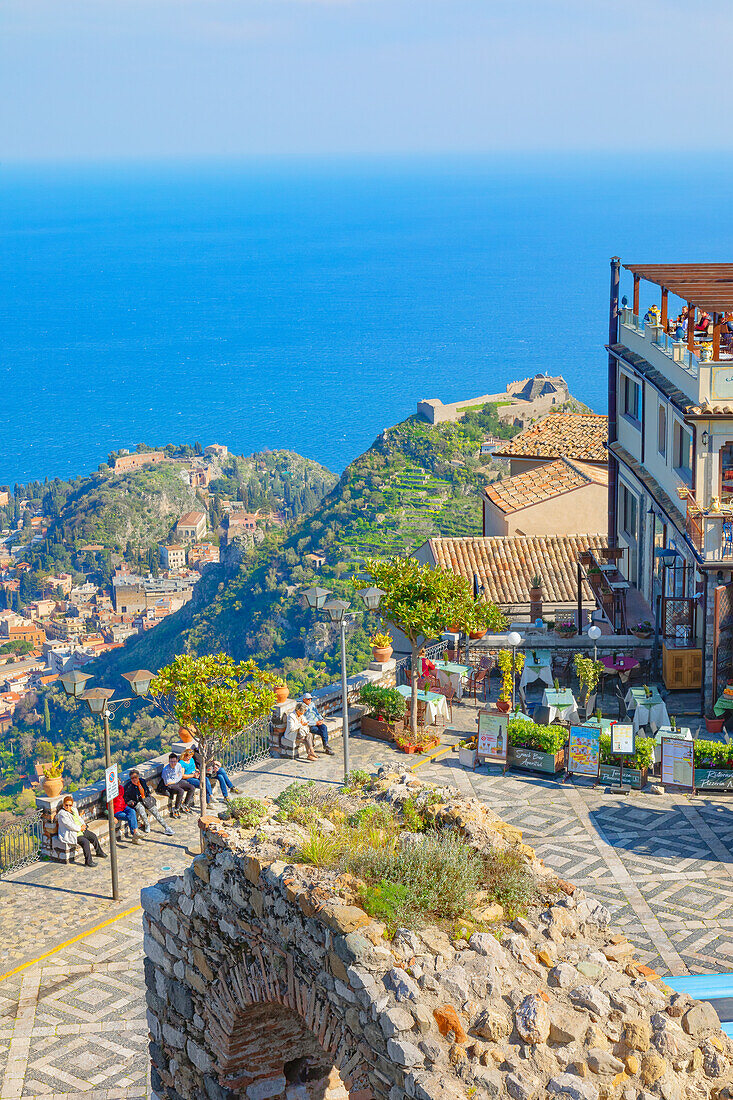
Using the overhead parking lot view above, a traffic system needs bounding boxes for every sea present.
[4,155,733,486]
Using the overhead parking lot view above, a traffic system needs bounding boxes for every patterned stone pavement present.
[3,697,733,1094]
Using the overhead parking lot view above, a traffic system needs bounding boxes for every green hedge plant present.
[507,718,567,755]
[358,683,405,724]
[694,740,733,768]
[599,734,654,771]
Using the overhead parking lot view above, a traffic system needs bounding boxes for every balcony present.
[619,308,702,402]
[680,489,733,561]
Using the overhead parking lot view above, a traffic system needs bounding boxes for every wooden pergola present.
[623,263,733,361]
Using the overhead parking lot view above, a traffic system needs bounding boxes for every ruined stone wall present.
[144,771,733,1100]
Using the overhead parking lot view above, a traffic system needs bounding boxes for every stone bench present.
[274,705,369,758]
[41,793,171,863]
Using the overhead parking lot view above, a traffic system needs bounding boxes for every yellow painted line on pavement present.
[410,747,452,770]
[0,904,141,985]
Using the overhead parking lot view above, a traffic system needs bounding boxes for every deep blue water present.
[3,156,733,486]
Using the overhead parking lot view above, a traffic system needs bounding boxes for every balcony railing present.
[680,490,733,560]
[620,308,700,377]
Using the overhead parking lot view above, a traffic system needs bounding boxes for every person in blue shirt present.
[302,693,335,755]
[180,748,212,805]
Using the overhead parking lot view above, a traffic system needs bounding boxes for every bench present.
[277,706,368,759]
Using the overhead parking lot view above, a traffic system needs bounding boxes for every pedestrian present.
[112,786,142,844]
[180,748,213,805]
[192,745,241,799]
[302,692,334,755]
[161,752,194,817]
[123,770,174,836]
[286,703,317,762]
[56,795,107,868]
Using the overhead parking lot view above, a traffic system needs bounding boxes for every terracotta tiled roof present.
[491,413,608,463]
[426,534,608,606]
[177,511,206,526]
[483,459,608,515]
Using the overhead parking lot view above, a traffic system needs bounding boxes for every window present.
[621,484,638,540]
[622,374,640,424]
[657,402,667,458]
[673,421,692,482]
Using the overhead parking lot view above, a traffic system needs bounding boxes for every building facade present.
[607,259,733,707]
[175,511,207,541]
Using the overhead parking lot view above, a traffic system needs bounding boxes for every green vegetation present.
[694,740,733,767]
[358,683,405,723]
[228,796,268,828]
[599,734,654,771]
[507,718,568,755]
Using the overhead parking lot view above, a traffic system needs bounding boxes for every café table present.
[433,659,470,699]
[625,687,670,734]
[600,654,639,685]
[396,684,449,725]
[541,687,580,725]
[713,692,733,719]
[582,716,615,733]
[519,649,553,692]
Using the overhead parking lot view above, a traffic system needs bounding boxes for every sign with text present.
[105,764,119,804]
[661,737,694,791]
[567,726,601,779]
[477,710,508,765]
[611,723,635,757]
[712,366,733,401]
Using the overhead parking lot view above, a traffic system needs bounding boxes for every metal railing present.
[0,811,43,878]
[219,716,271,770]
[620,309,700,376]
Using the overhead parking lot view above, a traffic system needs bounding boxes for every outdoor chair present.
[581,692,597,721]
[436,682,455,722]
[552,653,572,683]
[533,704,552,726]
[467,666,488,703]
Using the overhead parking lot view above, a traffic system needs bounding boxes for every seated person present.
[160,752,195,817]
[180,748,212,805]
[695,310,712,335]
[302,692,334,755]
[123,770,174,836]
[421,657,436,677]
[286,703,317,761]
[192,746,241,799]
[111,786,142,844]
[56,795,107,868]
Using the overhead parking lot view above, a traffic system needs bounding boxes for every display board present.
[611,723,635,756]
[105,763,119,803]
[567,725,601,779]
[661,737,694,791]
[477,710,509,768]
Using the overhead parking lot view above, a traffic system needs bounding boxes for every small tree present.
[363,557,507,735]
[149,654,279,825]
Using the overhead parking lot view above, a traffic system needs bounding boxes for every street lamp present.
[304,586,383,782]
[59,668,155,900]
[507,631,522,712]
[587,624,602,662]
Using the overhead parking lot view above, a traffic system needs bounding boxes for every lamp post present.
[304,584,385,783]
[507,631,522,712]
[587,624,602,663]
[59,668,154,901]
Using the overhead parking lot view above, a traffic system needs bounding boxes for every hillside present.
[94,402,518,691]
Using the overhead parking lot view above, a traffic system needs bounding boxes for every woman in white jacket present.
[56,795,107,867]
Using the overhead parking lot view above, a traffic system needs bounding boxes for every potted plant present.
[496,649,524,712]
[507,718,567,774]
[458,737,478,768]
[273,678,289,705]
[554,619,576,638]
[466,601,494,640]
[178,724,195,745]
[370,631,394,664]
[631,620,654,640]
[599,734,653,789]
[573,653,603,712]
[42,753,65,799]
[395,727,440,755]
[358,683,404,742]
[705,715,726,735]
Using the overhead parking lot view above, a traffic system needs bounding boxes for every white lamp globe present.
[587,625,602,642]
[507,631,522,648]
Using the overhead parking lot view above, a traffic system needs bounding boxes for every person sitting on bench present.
[56,795,107,868]
[161,752,195,817]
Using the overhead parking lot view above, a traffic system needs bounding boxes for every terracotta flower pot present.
[496,699,511,713]
[469,630,487,640]
[705,717,726,734]
[42,776,64,799]
[275,684,289,705]
[178,725,195,744]
[372,645,393,663]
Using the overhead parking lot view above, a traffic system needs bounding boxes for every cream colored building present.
[482,459,608,538]
[160,544,187,571]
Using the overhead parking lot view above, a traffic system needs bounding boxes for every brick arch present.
[206,952,372,1100]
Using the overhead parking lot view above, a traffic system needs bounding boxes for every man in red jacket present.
[112,787,142,844]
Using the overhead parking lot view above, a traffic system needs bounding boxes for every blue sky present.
[2,0,730,160]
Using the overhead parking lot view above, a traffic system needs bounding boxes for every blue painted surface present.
[666,973,733,1035]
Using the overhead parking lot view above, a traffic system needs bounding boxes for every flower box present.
[508,745,565,775]
[598,764,647,790]
[694,768,733,791]
[360,716,400,743]
[397,736,440,755]
[458,746,478,768]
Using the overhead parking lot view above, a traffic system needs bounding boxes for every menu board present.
[611,724,635,756]
[661,737,694,790]
[477,711,509,764]
[568,726,601,778]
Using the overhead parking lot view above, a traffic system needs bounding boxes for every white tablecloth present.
[520,662,553,691]
[436,669,465,699]
[625,690,670,734]
[541,688,580,726]
[424,694,449,725]
[652,727,692,765]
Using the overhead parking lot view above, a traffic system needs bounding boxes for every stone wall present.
[144,770,733,1100]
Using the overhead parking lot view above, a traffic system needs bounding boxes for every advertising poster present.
[661,737,694,791]
[477,711,509,765]
[568,726,601,778]
[611,724,635,756]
